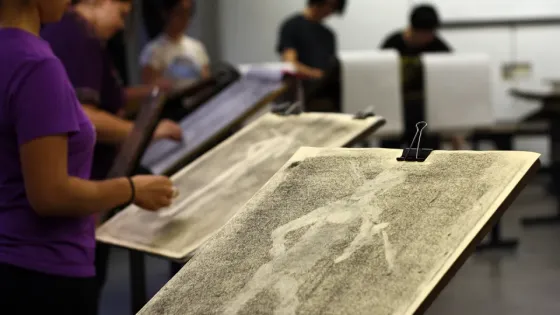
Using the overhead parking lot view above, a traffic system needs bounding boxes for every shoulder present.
[182,36,206,51]
[0,32,65,88]
[41,12,100,52]
[383,30,404,45]
[321,24,335,37]
[433,36,452,51]
[280,14,304,29]
[141,36,165,55]
[9,57,72,108]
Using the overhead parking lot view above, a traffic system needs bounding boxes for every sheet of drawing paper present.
[423,53,495,132]
[340,50,403,136]
[137,147,539,315]
[237,62,296,81]
[96,113,385,260]
[141,76,283,175]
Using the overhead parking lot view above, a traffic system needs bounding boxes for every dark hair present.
[307,0,346,14]
[410,4,440,30]
[143,0,195,40]
[71,0,132,4]
[162,0,196,15]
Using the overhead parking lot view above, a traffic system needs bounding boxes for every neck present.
[0,4,41,36]
[303,7,322,22]
[164,28,183,41]
[403,28,416,46]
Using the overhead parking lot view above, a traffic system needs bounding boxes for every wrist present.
[126,177,135,206]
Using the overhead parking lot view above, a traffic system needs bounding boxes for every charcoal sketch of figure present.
[161,129,302,218]
[222,168,406,315]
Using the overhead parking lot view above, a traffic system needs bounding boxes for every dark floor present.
[100,175,560,315]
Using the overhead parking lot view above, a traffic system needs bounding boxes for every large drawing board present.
[137,147,540,315]
[96,113,385,261]
[141,76,286,175]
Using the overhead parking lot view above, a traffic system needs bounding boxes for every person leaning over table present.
[140,0,211,86]
[380,4,466,150]
[0,0,174,314]
[40,0,183,304]
[276,0,346,112]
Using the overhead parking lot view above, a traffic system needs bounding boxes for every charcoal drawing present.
[96,113,384,260]
[137,148,539,315]
[141,77,284,175]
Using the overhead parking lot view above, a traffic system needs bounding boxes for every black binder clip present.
[353,106,375,119]
[397,121,432,162]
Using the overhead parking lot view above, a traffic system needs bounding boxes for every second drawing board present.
[96,112,385,260]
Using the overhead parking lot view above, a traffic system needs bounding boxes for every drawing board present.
[96,113,385,260]
[137,147,540,315]
[107,88,165,178]
[140,76,285,175]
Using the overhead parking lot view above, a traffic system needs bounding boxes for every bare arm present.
[141,65,160,85]
[124,85,157,104]
[82,104,133,144]
[200,65,211,79]
[282,49,323,78]
[20,135,132,217]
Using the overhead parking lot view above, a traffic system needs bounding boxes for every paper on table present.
[339,50,403,136]
[423,53,495,132]
[237,62,296,81]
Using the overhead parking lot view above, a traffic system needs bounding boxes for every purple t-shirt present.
[41,10,126,180]
[0,29,97,277]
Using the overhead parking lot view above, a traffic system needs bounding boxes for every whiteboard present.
[414,0,560,21]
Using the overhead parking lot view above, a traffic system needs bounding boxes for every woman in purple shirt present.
[41,0,184,297]
[0,0,175,314]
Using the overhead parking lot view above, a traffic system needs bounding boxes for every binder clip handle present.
[353,106,375,120]
[397,121,433,162]
[273,101,303,116]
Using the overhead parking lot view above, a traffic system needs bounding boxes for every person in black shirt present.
[381,4,463,149]
[276,0,346,112]
[276,0,345,79]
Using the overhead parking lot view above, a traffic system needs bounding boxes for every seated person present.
[140,0,210,90]
[276,0,346,112]
[381,4,464,149]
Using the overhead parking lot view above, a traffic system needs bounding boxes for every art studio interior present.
[0,0,559,314]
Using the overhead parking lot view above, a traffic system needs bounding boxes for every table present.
[511,88,560,226]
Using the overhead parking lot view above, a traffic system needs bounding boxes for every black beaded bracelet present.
[126,177,135,206]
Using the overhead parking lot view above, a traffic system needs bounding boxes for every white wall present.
[415,0,560,21]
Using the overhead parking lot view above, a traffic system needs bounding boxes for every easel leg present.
[522,115,560,226]
[129,250,147,314]
[475,134,520,251]
[477,224,519,251]
[169,261,183,278]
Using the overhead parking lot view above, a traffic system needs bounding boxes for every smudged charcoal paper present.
[141,77,284,175]
[139,148,539,315]
[96,113,383,260]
